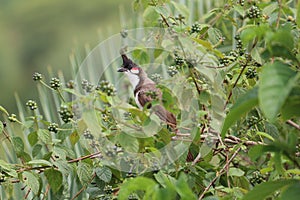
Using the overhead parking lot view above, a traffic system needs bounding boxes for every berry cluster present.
[26,100,38,110]
[8,114,17,122]
[219,55,236,67]
[59,105,74,123]
[96,80,116,96]
[101,109,112,123]
[191,23,201,34]
[167,66,178,77]
[104,185,113,194]
[245,68,258,79]
[81,79,94,93]
[48,123,58,133]
[83,129,94,140]
[50,78,61,90]
[234,35,244,55]
[246,116,260,126]
[32,72,42,81]
[66,80,75,89]
[150,73,161,83]
[247,5,260,19]
[145,90,159,100]
[249,171,267,185]
[174,54,185,66]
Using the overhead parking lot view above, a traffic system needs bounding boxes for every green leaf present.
[32,144,42,158]
[243,179,298,200]
[0,121,3,134]
[44,168,63,193]
[259,61,298,121]
[0,105,9,116]
[280,182,300,200]
[229,168,245,177]
[37,129,52,144]
[95,166,112,183]
[23,171,41,195]
[77,162,93,186]
[175,173,197,200]
[0,159,18,178]
[143,6,160,27]
[117,133,139,153]
[118,177,157,200]
[221,87,259,138]
[28,131,38,146]
[297,1,300,28]
[28,159,53,166]
[12,137,24,157]
[69,131,79,146]
[170,1,189,19]
[281,85,300,119]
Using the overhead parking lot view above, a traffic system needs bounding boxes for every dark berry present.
[83,129,94,140]
[50,78,61,90]
[59,105,74,123]
[245,68,258,79]
[26,100,38,110]
[33,72,42,81]
[66,80,75,89]
[48,123,58,133]
[191,23,201,34]
[104,185,113,194]
[247,5,260,19]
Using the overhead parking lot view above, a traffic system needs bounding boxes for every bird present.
[117,53,194,162]
[117,53,177,130]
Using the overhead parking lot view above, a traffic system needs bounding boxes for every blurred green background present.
[0,0,132,113]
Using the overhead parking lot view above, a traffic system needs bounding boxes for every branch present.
[68,152,102,163]
[198,147,241,200]
[286,120,300,131]
[71,173,96,200]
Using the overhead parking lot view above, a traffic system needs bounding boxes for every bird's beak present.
[117,67,127,72]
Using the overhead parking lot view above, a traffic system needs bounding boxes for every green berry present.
[48,123,58,133]
[96,80,116,96]
[26,100,38,110]
[33,72,42,81]
[167,66,178,77]
[150,73,161,83]
[50,78,61,90]
[8,114,17,122]
[81,79,94,93]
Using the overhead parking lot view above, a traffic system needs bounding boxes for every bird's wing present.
[135,84,162,108]
[152,105,177,129]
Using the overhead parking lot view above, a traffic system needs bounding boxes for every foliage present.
[0,0,300,199]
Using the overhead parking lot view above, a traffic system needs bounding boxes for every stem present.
[71,173,96,200]
[198,147,241,200]
[286,120,300,131]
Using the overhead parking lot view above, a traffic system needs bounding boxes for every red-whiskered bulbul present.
[117,54,177,130]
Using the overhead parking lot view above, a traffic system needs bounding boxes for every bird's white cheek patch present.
[130,68,139,74]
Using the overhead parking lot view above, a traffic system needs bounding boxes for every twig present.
[160,14,170,27]
[71,173,96,200]
[198,147,241,200]
[24,188,31,199]
[43,184,50,200]
[224,64,247,108]
[276,0,282,28]
[68,152,102,163]
[286,120,300,131]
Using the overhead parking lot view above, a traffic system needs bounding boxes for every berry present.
[104,185,113,194]
[174,55,185,66]
[247,5,260,19]
[48,123,58,133]
[32,72,42,81]
[234,35,244,54]
[8,114,17,122]
[26,100,38,110]
[237,0,244,6]
[250,171,267,185]
[96,80,116,96]
[123,112,132,120]
[66,80,75,89]
[191,23,201,33]
[167,66,178,77]
[50,78,61,90]
[81,79,94,93]
[83,129,94,140]
[59,105,74,123]
[150,73,161,83]
[245,68,258,79]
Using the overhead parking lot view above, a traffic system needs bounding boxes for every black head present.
[117,54,137,72]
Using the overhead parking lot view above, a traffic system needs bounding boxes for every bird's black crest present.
[121,54,136,70]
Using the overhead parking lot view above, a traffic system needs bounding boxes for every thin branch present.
[276,0,282,28]
[68,152,102,163]
[286,120,300,131]
[71,173,96,200]
[198,147,241,200]
[224,64,247,108]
